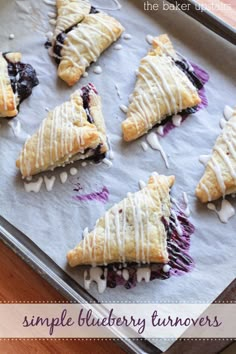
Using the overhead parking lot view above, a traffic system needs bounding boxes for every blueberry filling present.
[3,53,39,105]
[79,84,106,163]
[97,206,195,290]
[51,5,99,63]
[90,6,99,14]
[175,59,203,91]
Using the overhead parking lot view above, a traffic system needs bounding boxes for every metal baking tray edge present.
[167,0,236,45]
[0,216,160,354]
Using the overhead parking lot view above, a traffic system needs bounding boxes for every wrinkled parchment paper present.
[0,0,236,351]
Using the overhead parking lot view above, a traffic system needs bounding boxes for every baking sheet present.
[0,0,236,351]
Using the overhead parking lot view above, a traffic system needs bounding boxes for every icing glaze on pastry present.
[141,141,148,151]
[16,83,109,178]
[122,34,202,142]
[0,52,38,118]
[196,107,236,202]
[50,0,124,86]
[172,114,182,127]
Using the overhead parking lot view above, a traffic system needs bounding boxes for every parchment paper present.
[0,0,236,351]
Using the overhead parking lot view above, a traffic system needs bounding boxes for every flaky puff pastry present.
[16,84,108,178]
[57,12,124,86]
[67,174,175,267]
[122,34,201,142]
[196,109,236,203]
[0,52,21,118]
[53,0,91,42]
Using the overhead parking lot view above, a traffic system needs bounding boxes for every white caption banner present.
[0,304,235,339]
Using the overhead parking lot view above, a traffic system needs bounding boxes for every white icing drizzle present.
[220,118,227,129]
[199,155,211,166]
[115,83,122,99]
[49,19,56,25]
[157,126,164,136]
[84,267,107,294]
[120,104,128,113]
[60,172,68,184]
[172,114,182,127]
[46,31,53,42]
[183,192,191,217]
[171,210,183,236]
[146,34,153,45]
[70,167,78,176]
[123,33,132,40]
[114,44,122,50]
[137,267,151,283]
[146,132,169,168]
[139,180,146,190]
[122,269,129,281]
[43,0,56,5]
[48,11,56,18]
[82,72,88,78]
[94,0,122,11]
[141,141,149,152]
[207,200,235,224]
[224,105,234,121]
[81,161,87,167]
[44,176,56,191]
[102,158,113,168]
[93,65,102,74]
[24,177,43,193]
[163,264,171,273]
[8,119,21,137]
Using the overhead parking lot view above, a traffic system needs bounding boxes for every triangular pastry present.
[196,108,236,203]
[52,0,124,86]
[0,52,38,118]
[67,174,175,266]
[122,34,202,141]
[16,83,108,178]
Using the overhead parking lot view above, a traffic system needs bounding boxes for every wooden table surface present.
[0,1,235,354]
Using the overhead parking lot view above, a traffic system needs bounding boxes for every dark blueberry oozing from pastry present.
[3,54,39,104]
[175,59,203,90]
[104,208,195,289]
[89,6,99,14]
[80,84,106,163]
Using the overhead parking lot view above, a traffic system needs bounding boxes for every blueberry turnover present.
[122,34,203,142]
[67,173,195,291]
[51,0,124,86]
[196,108,236,203]
[16,83,108,178]
[0,52,38,118]
[68,174,175,266]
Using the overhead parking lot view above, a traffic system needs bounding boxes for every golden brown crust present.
[54,0,91,41]
[122,34,201,142]
[16,85,108,177]
[0,53,20,118]
[57,12,124,86]
[67,174,175,267]
[196,109,236,203]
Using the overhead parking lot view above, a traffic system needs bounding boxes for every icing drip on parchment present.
[207,200,235,224]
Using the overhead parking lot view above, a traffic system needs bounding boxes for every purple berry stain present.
[73,186,109,204]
